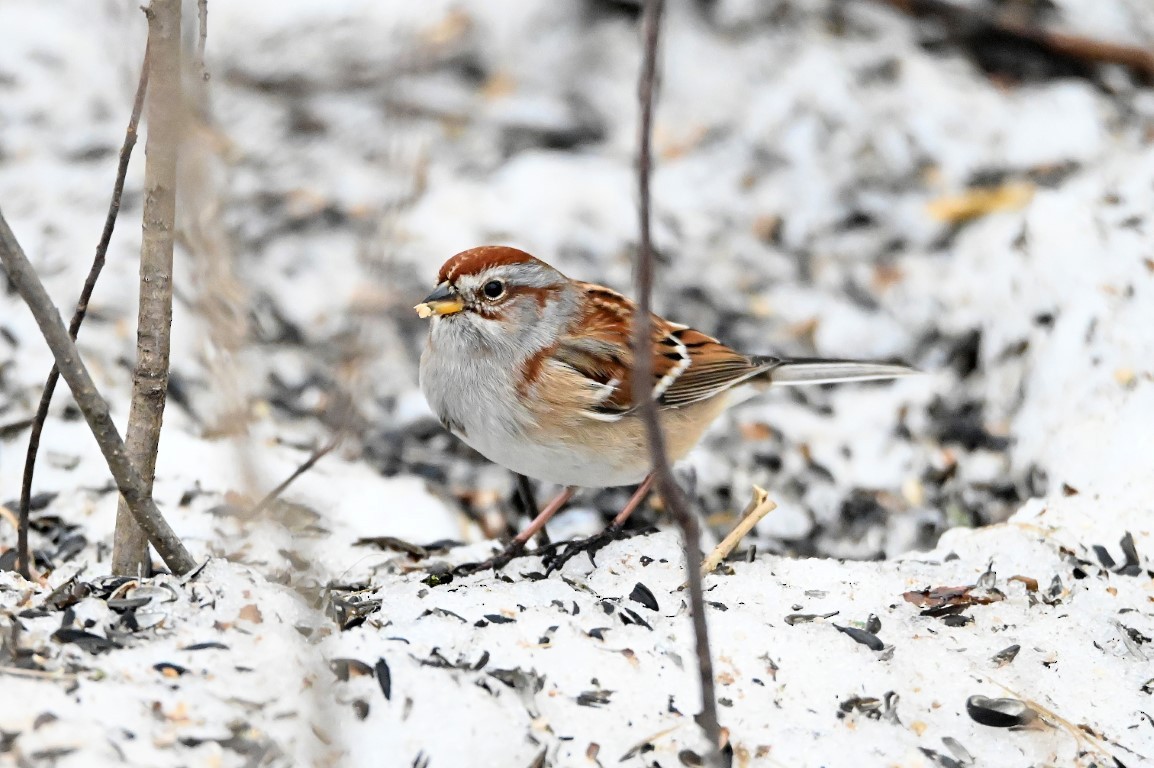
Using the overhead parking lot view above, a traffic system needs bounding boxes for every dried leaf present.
[902,585,1002,610]
[927,182,1034,223]
[1008,575,1038,592]
[238,604,263,623]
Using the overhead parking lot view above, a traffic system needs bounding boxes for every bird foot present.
[452,524,653,578]
[540,523,631,574]
[452,540,529,576]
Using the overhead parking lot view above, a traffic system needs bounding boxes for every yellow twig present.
[0,503,42,581]
[0,504,18,532]
[701,486,777,574]
[989,678,1132,763]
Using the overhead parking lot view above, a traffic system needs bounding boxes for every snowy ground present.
[1,0,1153,766]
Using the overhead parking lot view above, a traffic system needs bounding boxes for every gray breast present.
[418,331,531,447]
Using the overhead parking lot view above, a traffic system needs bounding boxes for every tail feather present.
[758,357,918,386]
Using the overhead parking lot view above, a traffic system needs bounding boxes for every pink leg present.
[539,474,658,574]
[511,486,576,547]
[455,486,576,575]
[611,473,655,527]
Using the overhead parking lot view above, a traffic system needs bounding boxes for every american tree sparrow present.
[417,245,914,563]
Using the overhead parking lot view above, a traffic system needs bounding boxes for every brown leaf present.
[738,421,774,441]
[902,585,1003,610]
[1008,575,1039,592]
[902,585,972,608]
[238,604,263,624]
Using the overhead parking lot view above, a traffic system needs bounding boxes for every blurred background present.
[3,0,1154,568]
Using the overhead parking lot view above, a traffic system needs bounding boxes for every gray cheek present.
[501,298,564,351]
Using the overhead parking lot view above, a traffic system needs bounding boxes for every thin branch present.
[113,0,183,575]
[248,439,339,518]
[0,665,78,681]
[701,487,777,575]
[0,210,196,574]
[630,0,722,759]
[14,44,150,580]
[196,0,209,83]
[873,0,1154,82]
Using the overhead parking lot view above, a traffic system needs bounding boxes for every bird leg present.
[511,485,575,547]
[542,474,655,574]
[610,473,656,527]
[514,474,549,546]
[454,485,575,575]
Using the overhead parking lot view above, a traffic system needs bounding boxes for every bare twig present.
[0,211,196,574]
[14,44,150,580]
[873,0,1154,82]
[701,487,777,575]
[248,439,339,518]
[0,665,78,681]
[196,0,209,83]
[112,0,183,575]
[1018,25,1154,82]
[630,0,722,758]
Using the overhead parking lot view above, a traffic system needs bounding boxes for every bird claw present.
[451,524,652,577]
[540,524,627,574]
[452,541,528,576]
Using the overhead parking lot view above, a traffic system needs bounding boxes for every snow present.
[2,0,1153,766]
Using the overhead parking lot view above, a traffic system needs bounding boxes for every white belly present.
[420,337,648,488]
[457,425,649,488]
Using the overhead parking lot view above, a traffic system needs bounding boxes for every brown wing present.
[555,282,763,420]
[653,325,764,408]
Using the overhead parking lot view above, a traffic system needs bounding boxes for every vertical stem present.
[15,44,150,580]
[630,0,722,757]
[196,0,209,82]
[112,0,182,575]
[0,211,195,574]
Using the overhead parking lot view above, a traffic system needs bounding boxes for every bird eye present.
[482,280,505,299]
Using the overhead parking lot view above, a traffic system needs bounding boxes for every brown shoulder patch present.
[517,343,556,398]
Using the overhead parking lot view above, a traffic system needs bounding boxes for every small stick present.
[196,0,209,83]
[0,665,78,681]
[248,439,339,518]
[0,505,20,534]
[1002,21,1154,81]
[630,0,722,759]
[0,210,196,575]
[701,487,777,575]
[873,0,1154,82]
[14,43,150,579]
[989,678,1133,763]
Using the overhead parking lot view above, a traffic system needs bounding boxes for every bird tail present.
[756,357,917,386]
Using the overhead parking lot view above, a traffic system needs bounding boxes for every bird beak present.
[414,283,464,318]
